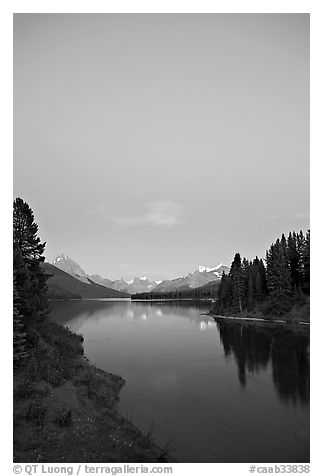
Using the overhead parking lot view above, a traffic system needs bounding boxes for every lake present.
[49,300,310,463]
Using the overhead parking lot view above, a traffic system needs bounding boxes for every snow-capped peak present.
[126,278,135,284]
[155,280,162,285]
[196,265,217,273]
[53,253,69,263]
[196,263,228,273]
[140,276,147,281]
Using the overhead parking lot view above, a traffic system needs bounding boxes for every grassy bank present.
[13,320,172,463]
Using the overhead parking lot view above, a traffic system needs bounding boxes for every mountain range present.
[152,264,229,293]
[50,254,229,296]
[43,262,129,300]
[51,254,160,294]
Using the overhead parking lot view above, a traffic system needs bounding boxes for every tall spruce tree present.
[230,253,244,313]
[216,271,233,313]
[242,258,250,308]
[258,259,268,297]
[13,198,49,324]
[287,232,300,293]
[266,238,292,315]
[301,230,310,295]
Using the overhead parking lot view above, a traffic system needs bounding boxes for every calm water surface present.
[49,300,309,463]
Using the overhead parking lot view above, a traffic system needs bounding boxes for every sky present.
[13,13,309,281]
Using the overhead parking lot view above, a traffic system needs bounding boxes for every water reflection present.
[50,301,310,407]
[49,300,309,462]
[216,319,310,405]
[49,300,214,332]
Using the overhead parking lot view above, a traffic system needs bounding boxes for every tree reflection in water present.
[216,319,309,405]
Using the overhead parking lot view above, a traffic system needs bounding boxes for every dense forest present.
[215,230,310,318]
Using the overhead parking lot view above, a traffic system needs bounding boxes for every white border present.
[2,2,321,475]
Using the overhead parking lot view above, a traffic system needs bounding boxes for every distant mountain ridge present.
[52,254,89,283]
[152,264,229,293]
[107,276,159,294]
[51,254,229,296]
[51,254,159,295]
[43,263,129,299]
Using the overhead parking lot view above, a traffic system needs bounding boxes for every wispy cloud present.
[87,201,184,229]
[294,211,310,219]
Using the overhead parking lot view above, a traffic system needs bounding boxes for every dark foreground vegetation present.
[213,230,310,321]
[13,197,170,463]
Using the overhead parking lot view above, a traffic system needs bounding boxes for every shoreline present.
[49,297,214,302]
[131,298,214,302]
[48,297,131,302]
[207,313,310,326]
[14,319,173,463]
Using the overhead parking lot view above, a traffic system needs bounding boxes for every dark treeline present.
[132,282,219,301]
[215,230,310,317]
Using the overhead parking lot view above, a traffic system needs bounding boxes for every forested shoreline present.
[131,281,219,301]
[214,230,310,320]
[133,230,310,323]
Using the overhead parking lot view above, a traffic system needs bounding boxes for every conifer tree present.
[216,275,224,313]
[258,259,268,297]
[287,232,300,293]
[242,258,250,308]
[266,238,292,315]
[13,198,49,324]
[230,253,244,313]
[301,230,310,295]
[216,271,234,313]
